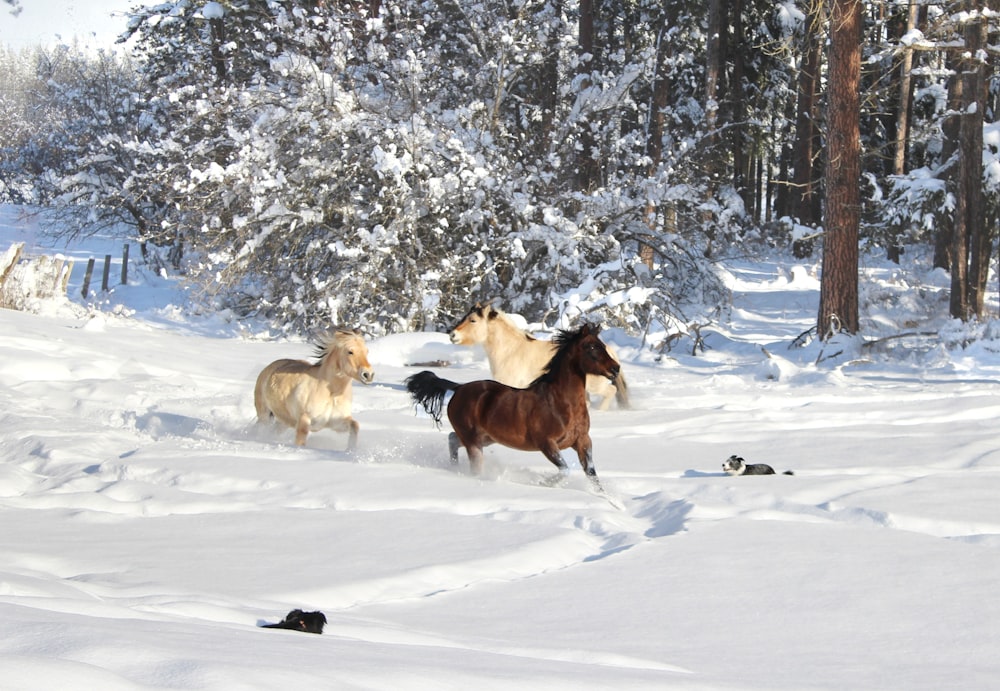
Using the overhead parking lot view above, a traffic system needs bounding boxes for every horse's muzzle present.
[448,331,461,344]
[606,363,620,382]
[359,369,375,384]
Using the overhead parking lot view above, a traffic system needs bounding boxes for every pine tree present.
[817,0,862,338]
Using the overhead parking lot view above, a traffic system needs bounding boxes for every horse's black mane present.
[533,323,601,384]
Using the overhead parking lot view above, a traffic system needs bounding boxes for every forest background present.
[1,0,998,347]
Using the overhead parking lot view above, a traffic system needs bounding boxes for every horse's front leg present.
[346,418,359,452]
[572,436,603,491]
[295,414,311,446]
[587,375,615,412]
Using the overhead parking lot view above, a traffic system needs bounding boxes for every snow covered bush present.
[4,0,741,341]
[104,0,730,337]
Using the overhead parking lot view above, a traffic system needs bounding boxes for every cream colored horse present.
[449,303,629,410]
[254,328,374,449]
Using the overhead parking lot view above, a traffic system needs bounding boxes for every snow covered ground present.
[1,206,999,690]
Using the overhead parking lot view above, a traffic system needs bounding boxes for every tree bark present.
[945,3,992,320]
[704,0,723,141]
[892,0,917,177]
[959,9,988,319]
[817,0,862,338]
[641,22,673,270]
[935,49,962,272]
[789,3,823,226]
[887,0,918,263]
[947,56,968,317]
[209,17,227,85]
[575,0,600,191]
[537,0,561,159]
[730,0,750,211]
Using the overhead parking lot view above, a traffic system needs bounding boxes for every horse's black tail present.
[405,370,460,425]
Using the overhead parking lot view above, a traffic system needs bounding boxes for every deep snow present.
[1,206,999,690]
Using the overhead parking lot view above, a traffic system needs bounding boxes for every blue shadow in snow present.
[635,495,694,539]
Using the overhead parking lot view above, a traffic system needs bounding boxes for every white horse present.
[254,328,375,449]
[449,303,629,410]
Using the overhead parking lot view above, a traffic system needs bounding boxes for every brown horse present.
[449,302,629,410]
[406,323,619,486]
[254,328,374,449]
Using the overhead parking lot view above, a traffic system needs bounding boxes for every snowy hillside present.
[1,206,999,690]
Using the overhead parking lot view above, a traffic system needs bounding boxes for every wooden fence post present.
[121,244,129,285]
[82,258,95,298]
[101,254,111,292]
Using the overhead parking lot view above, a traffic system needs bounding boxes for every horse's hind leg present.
[536,442,569,484]
[538,441,569,471]
[446,432,480,474]
[449,429,488,475]
[466,445,485,475]
[253,378,269,421]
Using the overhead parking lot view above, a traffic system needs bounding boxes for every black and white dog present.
[722,455,793,476]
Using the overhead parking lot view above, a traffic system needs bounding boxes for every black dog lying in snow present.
[261,609,327,634]
[722,455,793,476]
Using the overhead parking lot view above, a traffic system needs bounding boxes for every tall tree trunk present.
[888,0,918,263]
[959,9,989,318]
[730,0,750,210]
[641,21,673,270]
[817,0,862,338]
[538,0,562,159]
[935,50,962,271]
[704,0,723,142]
[774,91,796,220]
[575,0,600,191]
[789,3,823,226]
[702,0,726,256]
[946,56,968,316]
[892,0,917,177]
[209,17,227,85]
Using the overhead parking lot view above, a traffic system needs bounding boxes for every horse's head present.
[558,323,620,382]
[449,301,495,345]
[320,328,375,384]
